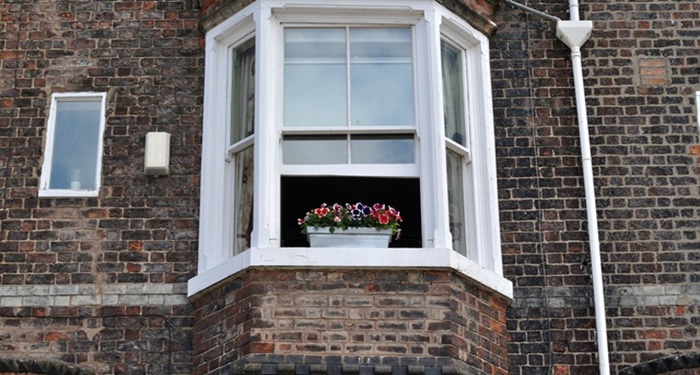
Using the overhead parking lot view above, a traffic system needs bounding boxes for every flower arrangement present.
[298,202,403,237]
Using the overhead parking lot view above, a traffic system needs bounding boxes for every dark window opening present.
[281,176,422,247]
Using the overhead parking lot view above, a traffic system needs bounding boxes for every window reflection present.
[446,149,467,256]
[350,28,414,126]
[49,100,102,190]
[283,136,348,164]
[284,27,414,127]
[441,40,467,147]
[351,135,414,164]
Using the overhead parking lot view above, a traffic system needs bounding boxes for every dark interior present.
[281,176,422,247]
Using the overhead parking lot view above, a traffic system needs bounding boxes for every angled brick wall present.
[191,269,510,375]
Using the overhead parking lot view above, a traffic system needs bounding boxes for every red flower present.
[314,207,329,217]
[299,201,402,238]
[378,213,390,225]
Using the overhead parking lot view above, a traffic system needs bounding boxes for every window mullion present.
[253,5,280,248]
[345,27,352,162]
[345,26,351,128]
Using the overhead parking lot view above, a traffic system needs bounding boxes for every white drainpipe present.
[503,1,610,372]
[555,2,611,375]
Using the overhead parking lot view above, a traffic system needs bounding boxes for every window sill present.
[187,247,513,300]
[38,189,99,198]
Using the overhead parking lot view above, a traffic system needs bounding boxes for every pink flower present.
[373,203,385,210]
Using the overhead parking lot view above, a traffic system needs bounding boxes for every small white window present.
[39,92,107,197]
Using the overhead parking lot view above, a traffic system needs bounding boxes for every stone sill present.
[187,247,513,300]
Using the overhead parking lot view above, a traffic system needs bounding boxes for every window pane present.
[284,29,347,127]
[349,28,412,59]
[441,40,466,146]
[285,28,346,59]
[283,136,347,164]
[49,100,102,190]
[446,150,467,256]
[231,39,255,145]
[233,145,254,255]
[350,28,414,126]
[350,135,414,164]
[284,64,347,127]
[350,63,414,126]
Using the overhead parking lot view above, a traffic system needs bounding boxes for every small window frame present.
[39,92,107,198]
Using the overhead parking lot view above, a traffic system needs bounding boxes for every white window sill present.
[187,247,513,300]
[38,189,99,198]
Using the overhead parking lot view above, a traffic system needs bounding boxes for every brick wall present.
[0,1,202,373]
[490,0,700,374]
[191,269,510,375]
[3,0,700,374]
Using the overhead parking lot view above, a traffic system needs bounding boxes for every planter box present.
[307,227,392,248]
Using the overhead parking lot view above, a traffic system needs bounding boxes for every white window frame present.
[39,92,107,198]
[696,90,700,133]
[440,19,502,273]
[280,24,419,177]
[190,0,511,299]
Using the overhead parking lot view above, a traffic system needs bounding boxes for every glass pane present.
[350,28,412,59]
[49,100,102,190]
[233,145,254,255]
[231,39,255,145]
[350,28,414,126]
[284,64,347,127]
[284,29,347,127]
[441,40,466,146]
[446,149,467,256]
[283,136,347,164]
[350,135,414,164]
[285,28,346,59]
[350,63,414,126]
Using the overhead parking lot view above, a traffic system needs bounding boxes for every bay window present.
[190,0,510,298]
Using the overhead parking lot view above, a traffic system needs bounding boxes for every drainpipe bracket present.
[556,20,593,49]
